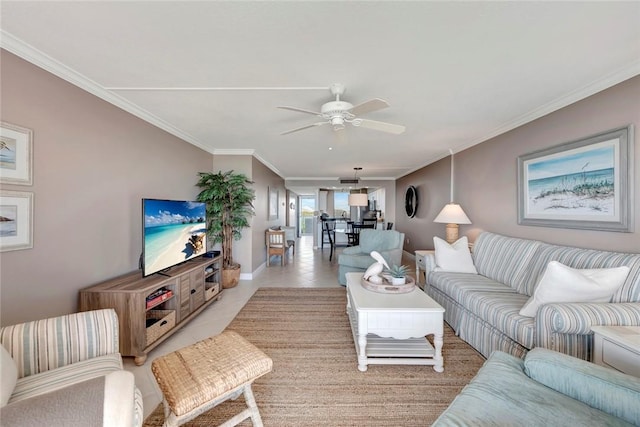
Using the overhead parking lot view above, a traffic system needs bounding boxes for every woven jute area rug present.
[144,287,486,426]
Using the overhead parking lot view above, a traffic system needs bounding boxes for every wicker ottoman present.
[151,331,273,427]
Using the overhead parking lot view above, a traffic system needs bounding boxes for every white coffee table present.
[346,272,445,372]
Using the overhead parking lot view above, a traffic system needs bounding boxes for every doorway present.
[299,196,316,236]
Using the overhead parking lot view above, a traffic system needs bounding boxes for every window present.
[299,196,315,234]
[334,192,349,218]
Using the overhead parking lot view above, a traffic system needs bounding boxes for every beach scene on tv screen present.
[144,200,206,275]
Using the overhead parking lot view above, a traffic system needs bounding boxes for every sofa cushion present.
[429,272,518,303]
[0,375,106,427]
[458,291,534,348]
[9,353,122,404]
[524,348,640,426]
[472,232,542,293]
[520,261,630,317]
[432,351,633,426]
[1,345,17,407]
[433,236,477,274]
[521,243,640,302]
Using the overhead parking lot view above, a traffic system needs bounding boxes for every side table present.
[415,250,434,286]
[591,326,640,377]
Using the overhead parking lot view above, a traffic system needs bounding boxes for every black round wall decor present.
[405,186,418,218]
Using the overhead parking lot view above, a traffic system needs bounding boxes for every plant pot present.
[222,266,240,288]
[390,276,406,285]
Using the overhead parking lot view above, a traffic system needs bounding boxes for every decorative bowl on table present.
[361,275,416,294]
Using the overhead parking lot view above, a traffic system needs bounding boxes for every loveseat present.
[338,229,405,285]
[425,231,640,360]
[433,347,640,426]
[0,309,143,426]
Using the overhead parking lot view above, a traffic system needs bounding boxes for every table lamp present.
[434,203,471,243]
[434,149,471,243]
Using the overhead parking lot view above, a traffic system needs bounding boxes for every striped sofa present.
[0,309,143,426]
[425,231,640,361]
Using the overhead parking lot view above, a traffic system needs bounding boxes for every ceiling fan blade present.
[281,121,328,135]
[353,118,406,135]
[348,98,390,116]
[277,106,322,116]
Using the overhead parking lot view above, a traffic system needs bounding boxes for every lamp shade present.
[348,193,368,207]
[433,204,471,224]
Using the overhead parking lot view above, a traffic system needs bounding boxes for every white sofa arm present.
[424,252,437,283]
[104,371,137,427]
[0,309,120,378]
[535,302,640,360]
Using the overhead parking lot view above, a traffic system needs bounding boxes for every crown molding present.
[397,61,640,180]
[209,149,284,178]
[211,149,256,156]
[0,30,211,153]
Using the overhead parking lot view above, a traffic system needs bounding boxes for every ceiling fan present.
[277,83,406,135]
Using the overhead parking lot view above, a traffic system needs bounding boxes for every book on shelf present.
[146,289,173,309]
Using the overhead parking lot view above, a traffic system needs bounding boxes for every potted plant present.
[196,171,255,288]
[385,264,409,285]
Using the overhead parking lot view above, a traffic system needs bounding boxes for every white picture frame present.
[0,122,33,185]
[0,190,34,252]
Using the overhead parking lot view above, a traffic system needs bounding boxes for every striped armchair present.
[425,232,640,361]
[0,309,143,426]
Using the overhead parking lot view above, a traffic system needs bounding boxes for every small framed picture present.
[268,186,279,220]
[0,190,34,252]
[0,122,33,185]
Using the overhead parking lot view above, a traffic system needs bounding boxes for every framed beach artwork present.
[517,125,633,232]
[268,186,278,220]
[0,190,34,252]
[0,122,33,185]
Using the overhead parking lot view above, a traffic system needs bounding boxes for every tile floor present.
[124,235,417,418]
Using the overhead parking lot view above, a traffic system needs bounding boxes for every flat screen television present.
[142,198,207,277]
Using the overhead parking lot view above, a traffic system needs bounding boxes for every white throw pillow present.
[519,261,630,317]
[1,345,18,407]
[433,236,478,274]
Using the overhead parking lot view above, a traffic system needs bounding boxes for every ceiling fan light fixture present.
[278,84,404,135]
[331,116,345,130]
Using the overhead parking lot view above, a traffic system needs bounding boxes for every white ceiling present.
[2,1,639,189]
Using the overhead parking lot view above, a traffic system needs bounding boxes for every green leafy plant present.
[385,264,409,278]
[196,171,255,270]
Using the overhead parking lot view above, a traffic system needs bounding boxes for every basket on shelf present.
[146,310,176,344]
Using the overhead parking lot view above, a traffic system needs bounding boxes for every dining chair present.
[265,229,286,266]
[323,220,336,261]
[362,218,378,229]
[321,219,336,249]
[349,222,375,246]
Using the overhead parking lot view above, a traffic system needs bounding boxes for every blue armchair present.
[338,229,405,285]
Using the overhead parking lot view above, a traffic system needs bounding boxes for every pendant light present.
[348,167,368,207]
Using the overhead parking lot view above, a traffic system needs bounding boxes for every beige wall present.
[398,76,640,254]
[251,158,286,271]
[0,51,214,325]
[208,155,285,275]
